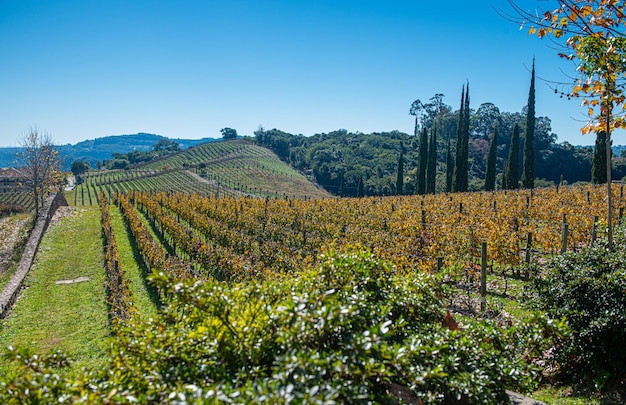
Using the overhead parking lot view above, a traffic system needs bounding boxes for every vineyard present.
[71,140,329,205]
[1,181,625,403]
[0,192,33,214]
[117,183,623,281]
[96,184,625,402]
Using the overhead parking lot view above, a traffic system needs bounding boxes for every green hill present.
[60,133,220,170]
[70,139,329,205]
[0,133,218,171]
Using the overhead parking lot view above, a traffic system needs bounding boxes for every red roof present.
[0,167,27,179]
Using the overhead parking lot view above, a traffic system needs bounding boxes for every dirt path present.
[47,206,79,227]
[507,390,545,404]
[0,215,31,274]
[185,170,252,197]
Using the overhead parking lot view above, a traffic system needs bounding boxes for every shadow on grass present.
[122,214,163,311]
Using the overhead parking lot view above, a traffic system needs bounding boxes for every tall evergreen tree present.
[453,83,470,192]
[426,125,437,194]
[396,147,404,195]
[484,127,498,191]
[445,132,453,193]
[592,131,608,184]
[504,123,520,190]
[502,160,509,190]
[339,171,345,197]
[357,177,365,198]
[452,85,464,192]
[416,127,428,195]
[522,59,536,189]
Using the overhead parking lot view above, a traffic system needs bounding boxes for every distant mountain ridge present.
[0,133,218,170]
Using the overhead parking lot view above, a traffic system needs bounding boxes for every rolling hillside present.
[70,139,330,205]
[2,138,624,403]
[0,133,218,171]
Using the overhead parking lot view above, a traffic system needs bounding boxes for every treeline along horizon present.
[255,95,626,197]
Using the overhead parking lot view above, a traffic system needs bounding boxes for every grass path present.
[109,204,160,319]
[0,207,109,374]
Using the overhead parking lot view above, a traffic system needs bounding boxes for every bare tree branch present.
[18,126,61,217]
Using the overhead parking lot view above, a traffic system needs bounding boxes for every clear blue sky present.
[0,0,604,147]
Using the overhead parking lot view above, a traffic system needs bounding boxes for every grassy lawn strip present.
[0,207,109,375]
[108,204,159,319]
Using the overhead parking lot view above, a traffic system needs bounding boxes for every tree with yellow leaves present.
[509,0,626,249]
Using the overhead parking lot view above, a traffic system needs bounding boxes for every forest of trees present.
[254,93,626,197]
[100,138,181,169]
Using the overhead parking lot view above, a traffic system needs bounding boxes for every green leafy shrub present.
[525,227,626,395]
[0,250,559,404]
[0,347,76,403]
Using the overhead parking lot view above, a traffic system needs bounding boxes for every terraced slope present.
[0,192,33,212]
[72,140,329,205]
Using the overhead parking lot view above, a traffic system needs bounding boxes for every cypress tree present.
[592,131,608,184]
[484,127,498,191]
[426,125,437,194]
[396,149,404,195]
[339,171,345,197]
[504,123,520,190]
[452,85,464,192]
[417,127,428,195]
[462,84,471,190]
[445,132,453,192]
[522,59,536,189]
[357,177,365,197]
[502,160,509,190]
[453,83,470,192]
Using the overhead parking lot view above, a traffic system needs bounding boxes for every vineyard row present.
[113,184,623,283]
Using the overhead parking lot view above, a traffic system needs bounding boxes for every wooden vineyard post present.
[523,231,533,280]
[480,242,487,312]
[437,256,443,272]
[561,218,569,255]
[421,209,427,230]
[591,215,598,246]
[525,232,532,264]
